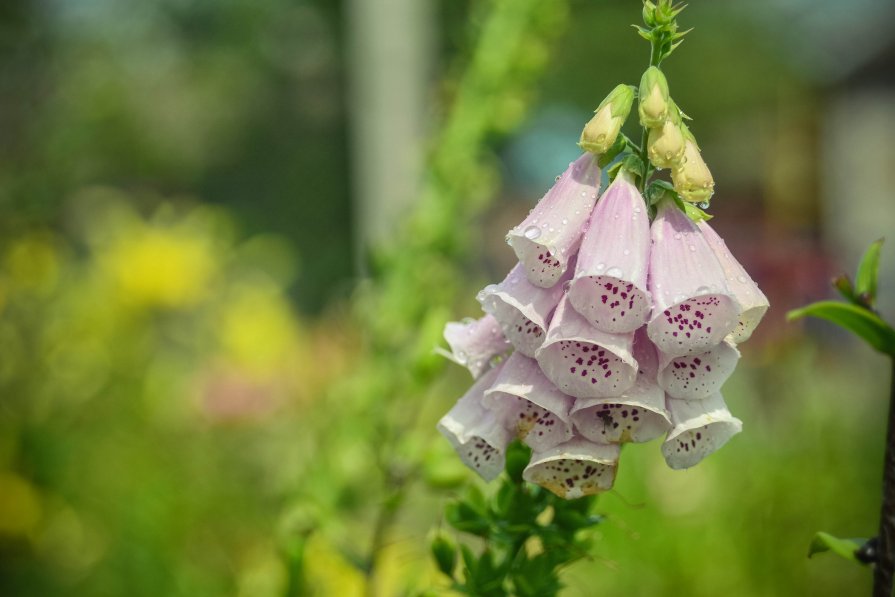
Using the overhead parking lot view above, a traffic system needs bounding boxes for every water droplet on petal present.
[736,275,746,283]
[674,233,682,240]
[595,263,606,271]
[606,266,623,278]
[623,249,630,256]
[688,244,696,252]
[562,218,568,225]
[455,350,468,364]
[698,201,710,209]
[634,207,642,214]
[695,286,710,296]
[524,226,541,240]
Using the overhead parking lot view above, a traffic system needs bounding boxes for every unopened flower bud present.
[647,119,685,169]
[638,66,670,128]
[672,139,714,203]
[579,84,634,154]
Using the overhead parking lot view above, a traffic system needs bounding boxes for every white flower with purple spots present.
[506,153,600,288]
[536,295,638,399]
[437,364,513,481]
[662,393,742,470]
[477,262,569,358]
[657,339,739,400]
[647,201,740,356]
[523,437,619,499]
[483,352,574,452]
[437,314,511,378]
[568,170,652,334]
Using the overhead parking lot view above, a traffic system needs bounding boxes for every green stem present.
[872,358,895,596]
[637,33,664,194]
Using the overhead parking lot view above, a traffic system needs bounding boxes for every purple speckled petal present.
[697,220,769,343]
[647,202,740,356]
[483,352,574,452]
[523,437,619,499]
[438,314,511,378]
[535,295,637,398]
[570,329,671,443]
[568,172,652,333]
[506,154,600,288]
[437,364,512,481]
[477,262,570,358]
[658,339,739,400]
[661,393,742,470]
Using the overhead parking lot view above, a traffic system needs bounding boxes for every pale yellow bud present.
[638,67,670,128]
[672,139,714,203]
[647,120,686,169]
[579,105,622,154]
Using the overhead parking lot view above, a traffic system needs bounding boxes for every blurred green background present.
[1,0,894,595]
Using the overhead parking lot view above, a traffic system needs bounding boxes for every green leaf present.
[787,301,895,356]
[504,441,531,484]
[831,274,858,304]
[431,534,457,578]
[855,238,884,306]
[445,501,491,537]
[808,532,867,564]
[597,134,627,168]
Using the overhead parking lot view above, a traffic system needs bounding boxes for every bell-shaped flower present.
[697,220,769,343]
[638,66,670,128]
[436,314,511,378]
[579,84,635,155]
[671,137,714,204]
[571,329,671,443]
[437,364,513,481]
[657,339,739,400]
[567,170,652,334]
[661,393,742,470]
[647,201,740,357]
[523,437,620,499]
[483,352,574,452]
[477,262,569,358]
[535,295,638,398]
[506,153,600,288]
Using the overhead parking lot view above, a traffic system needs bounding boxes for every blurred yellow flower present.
[0,472,42,538]
[102,225,217,309]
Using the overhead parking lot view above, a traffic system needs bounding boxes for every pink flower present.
[506,153,600,288]
[535,294,638,398]
[523,437,619,499]
[567,170,652,333]
[657,339,739,400]
[436,364,513,481]
[570,329,671,443]
[477,262,568,358]
[697,220,769,343]
[437,314,511,378]
[661,393,742,470]
[646,201,740,356]
[483,353,574,452]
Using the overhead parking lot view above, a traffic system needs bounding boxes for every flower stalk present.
[874,359,895,596]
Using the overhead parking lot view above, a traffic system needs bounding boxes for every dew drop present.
[634,207,642,214]
[595,263,606,271]
[606,266,624,278]
[674,233,682,240]
[695,286,710,296]
[455,350,468,364]
[688,244,696,252]
[736,275,747,283]
[524,226,541,240]
[562,218,568,225]
[697,201,710,209]
[549,227,555,233]
[623,249,630,256]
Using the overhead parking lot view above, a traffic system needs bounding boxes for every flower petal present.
[477,262,568,357]
[697,220,769,343]
[570,329,671,443]
[523,437,620,499]
[506,153,600,288]
[437,364,512,481]
[568,172,652,333]
[535,295,637,398]
[439,314,511,378]
[483,352,574,452]
[661,393,742,470]
[657,339,740,400]
[647,202,740,356]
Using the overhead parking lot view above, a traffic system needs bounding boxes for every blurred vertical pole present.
[346,0,434,269]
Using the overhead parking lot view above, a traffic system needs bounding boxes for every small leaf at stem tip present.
[431,533,458,578]
[787,301,895,357]
[855,238,884,306]
[831,274,857,303]
[808,532,867,565]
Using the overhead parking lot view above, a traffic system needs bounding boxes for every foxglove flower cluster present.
[436,153,767,499]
